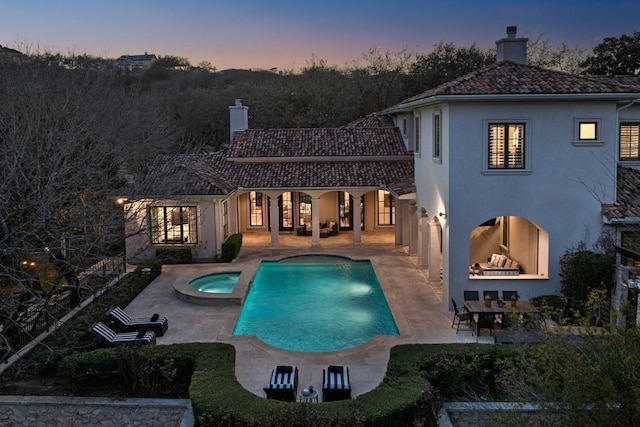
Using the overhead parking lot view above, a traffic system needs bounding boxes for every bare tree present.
[0,57,175,359]
[527,34,587,74]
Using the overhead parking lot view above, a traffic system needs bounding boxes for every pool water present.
[189,272,240,293]
[232,256,398,352]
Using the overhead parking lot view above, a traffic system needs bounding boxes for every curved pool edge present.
[239,334,391,356]
[174,270,251,306]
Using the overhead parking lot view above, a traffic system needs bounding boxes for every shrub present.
[156,247,193,264]
[559,247,614,319]
[58,344,196,397]
[532,294,568,323]
[417,344,512,400]
[221,233,242,262]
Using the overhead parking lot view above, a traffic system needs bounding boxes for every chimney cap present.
[234,99,243,106]
[506,26,517,38]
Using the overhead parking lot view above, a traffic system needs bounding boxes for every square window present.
[579,122,597,140]
[573,118,602,146]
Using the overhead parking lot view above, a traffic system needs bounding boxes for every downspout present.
[613,98,640,326]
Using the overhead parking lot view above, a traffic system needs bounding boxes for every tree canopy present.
[581,31,640,75]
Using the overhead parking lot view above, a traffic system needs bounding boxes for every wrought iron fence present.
[1,254,126,361]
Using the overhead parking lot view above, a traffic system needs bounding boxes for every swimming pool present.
[232,255,398,352]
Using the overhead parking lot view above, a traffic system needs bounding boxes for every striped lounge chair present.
[322,365,352,401]
[263,365,298,402]
[106,306,168,336]
[89,322,156,345]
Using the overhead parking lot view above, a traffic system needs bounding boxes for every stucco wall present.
[415,100,619,308]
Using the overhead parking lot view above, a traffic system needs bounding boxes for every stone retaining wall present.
[0,396,193,427]
[439,402,564,427]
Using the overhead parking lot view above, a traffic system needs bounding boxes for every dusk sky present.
[1,1,638,71]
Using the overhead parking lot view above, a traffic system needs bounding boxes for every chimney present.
[495,26,528,64]
[229,99,248,141]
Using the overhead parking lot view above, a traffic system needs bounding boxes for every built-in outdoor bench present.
[478,253,521,276]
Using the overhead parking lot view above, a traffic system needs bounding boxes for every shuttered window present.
[620,123,640,160]
[488,123,525,169]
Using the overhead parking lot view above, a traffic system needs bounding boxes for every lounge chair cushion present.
[106,307,168,336]
[264,365,298,402]
[266,365,296,389]
[322,365,352,401]
[90,322,156,345]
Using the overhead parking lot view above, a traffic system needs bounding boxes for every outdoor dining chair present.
[464,290,479,301]
[451,298,473,333]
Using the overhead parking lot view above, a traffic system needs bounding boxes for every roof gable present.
[343,112,396,129]
[143,151,235,196]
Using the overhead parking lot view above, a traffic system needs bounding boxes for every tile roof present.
[144,125,414,195]
[343,112,396,128]
[400,61,640,105]
[591,75,640,92]
[602,166,640,221]
[226,128,408,158]
[217,160,414,189]
[142,151,236,196]
[386,177,416,197]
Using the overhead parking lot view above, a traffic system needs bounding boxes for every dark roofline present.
[396,61,640,109]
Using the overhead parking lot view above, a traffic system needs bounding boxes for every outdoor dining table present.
[463,300,540,315]
[464,300,542,335]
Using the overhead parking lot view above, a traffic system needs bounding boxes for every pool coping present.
[173,269,251,306]
[232,254,399,353]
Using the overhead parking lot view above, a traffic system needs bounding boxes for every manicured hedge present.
[20,260,521,426]
[221,233,242,262]
[156,247,193,264]
[189,343,517,426]
[58,345,197,397]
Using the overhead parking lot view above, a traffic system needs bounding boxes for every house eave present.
[132,194,231,200]
[603,216,640,225]
[227,155,414,163]
[400,93,640,109]
[236,185,383,192]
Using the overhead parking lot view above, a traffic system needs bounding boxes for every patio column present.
[427,217,442,284]
[351,191,364,244]
[311,196,320,245]
[267,192,280,246]
[395,199,403,246]
[228,193,239,235]
[417,207,428,269]
[408,202,418,256]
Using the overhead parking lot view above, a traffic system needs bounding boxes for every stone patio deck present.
[125,231,485,401]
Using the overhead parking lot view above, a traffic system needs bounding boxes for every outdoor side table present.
[299,388,318,403]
